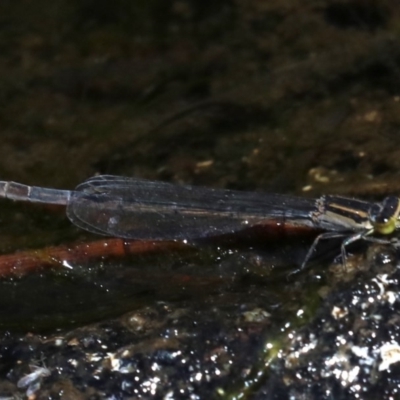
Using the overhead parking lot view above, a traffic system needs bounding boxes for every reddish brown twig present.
[0,239,189,278]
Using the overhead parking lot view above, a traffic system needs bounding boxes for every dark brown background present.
[0,1,400,399]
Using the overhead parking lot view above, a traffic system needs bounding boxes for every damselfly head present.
[369,196,400,235]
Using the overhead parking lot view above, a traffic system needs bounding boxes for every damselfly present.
[1,175,399,267]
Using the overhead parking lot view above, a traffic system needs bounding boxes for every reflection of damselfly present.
[1,175,399,267]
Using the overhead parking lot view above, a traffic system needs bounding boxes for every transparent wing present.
[66,175,316,240]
